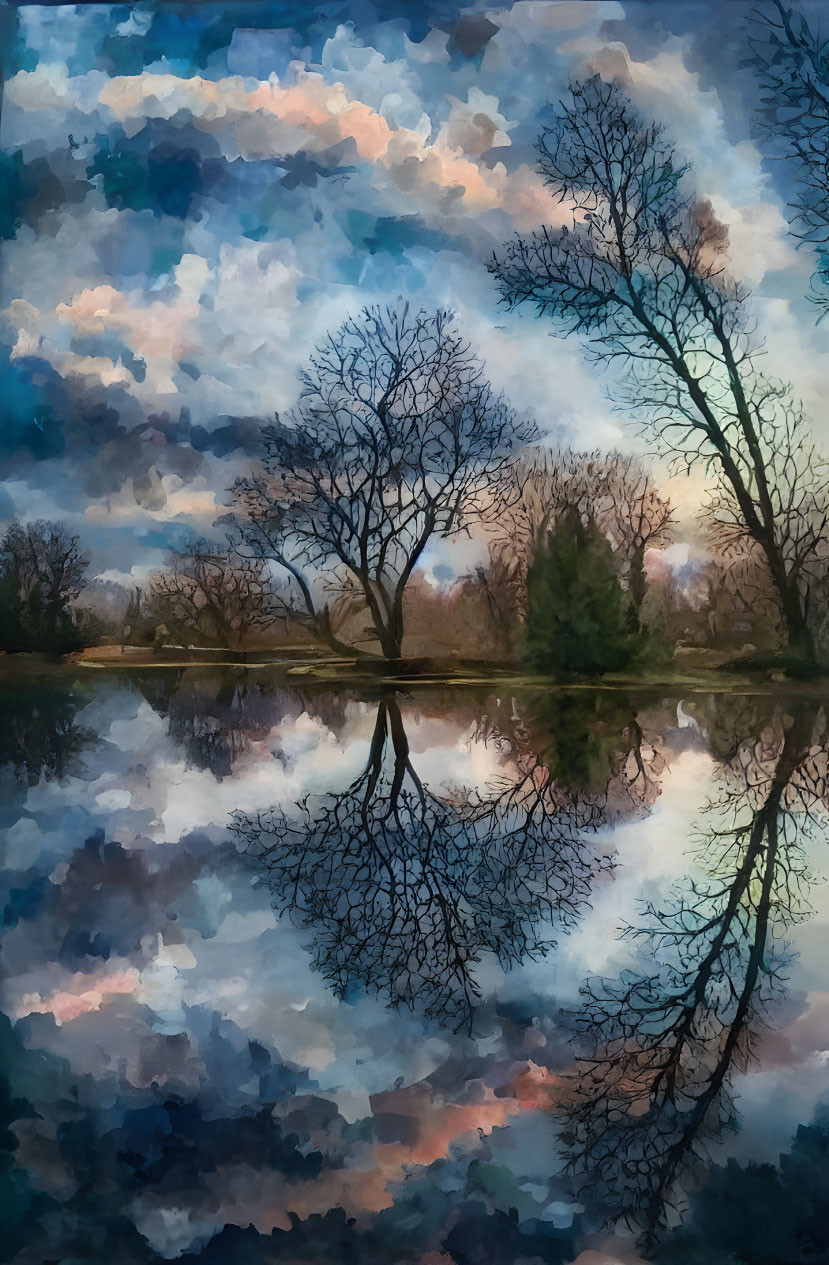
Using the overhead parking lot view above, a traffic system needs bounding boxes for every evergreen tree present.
[525,507,633,677]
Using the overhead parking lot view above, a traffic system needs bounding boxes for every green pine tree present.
[525,507,634,677]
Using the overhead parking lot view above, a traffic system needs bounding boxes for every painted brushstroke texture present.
[0,1,825,584]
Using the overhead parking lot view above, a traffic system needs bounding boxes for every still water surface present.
[2,667,829,1263]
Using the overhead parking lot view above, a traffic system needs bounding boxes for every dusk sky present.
[1,0,827,584]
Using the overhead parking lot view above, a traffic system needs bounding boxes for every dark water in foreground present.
[2,666,829,1265]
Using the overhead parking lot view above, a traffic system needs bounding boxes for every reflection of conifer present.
[657,1114,829,1264]
[474,690,663,819]
[526,508,634,677]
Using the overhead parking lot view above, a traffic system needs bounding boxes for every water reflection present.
[3,667,828,1263]
[475,688,665,813]
[233,691,627,1032]
[0,676,91,786]
[565,699,827,1250]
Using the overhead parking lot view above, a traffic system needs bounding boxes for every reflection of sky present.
[3,673,829,1259]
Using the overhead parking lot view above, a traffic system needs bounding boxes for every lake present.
[2,664,829,1264]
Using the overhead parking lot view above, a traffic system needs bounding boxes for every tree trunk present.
[780,585,815,666]
[355,575,402,660]
[317,605,376,660]
[760,543,816,667]
[628,543,647,631]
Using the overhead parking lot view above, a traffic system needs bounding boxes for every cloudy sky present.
[1,0,827,582]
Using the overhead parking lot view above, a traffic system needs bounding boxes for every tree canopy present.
[231,303,534,659]
[0,519,90,654]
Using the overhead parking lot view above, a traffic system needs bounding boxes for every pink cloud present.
[97,70,561,229]
[15,967,140,1026]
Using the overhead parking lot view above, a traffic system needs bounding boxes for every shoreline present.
[1,646,828,697]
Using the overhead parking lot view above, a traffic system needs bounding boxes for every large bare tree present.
[491,76,829,666]
[230,304,534,660]
[747,0,829,314]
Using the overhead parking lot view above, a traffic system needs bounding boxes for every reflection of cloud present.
[132,1074,526,1250]
[756,990,829,1069]
[8,964,139,1025]
[5,669,829,1262]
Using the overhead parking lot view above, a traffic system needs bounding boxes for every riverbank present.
[2,644,828,697]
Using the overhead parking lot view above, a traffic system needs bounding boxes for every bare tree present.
[0,519,90,652]
[601,453,674,624]
[146,537,286,649]
[747,0,829,313]
[564,700,827,1250]
[223,494,360,658]
[234,692,613,1033]
[230,304,535,660]
[702,380,829,643]
[490,76,829,665]
[1,519,88,610]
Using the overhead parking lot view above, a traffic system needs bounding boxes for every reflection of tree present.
[133,670,348,780]
[234,693,616,1032]
[564,702,826,1251]
[0,678,90,785]
[475,690,663,814]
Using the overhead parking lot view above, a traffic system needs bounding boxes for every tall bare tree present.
[230,304,534,660]
[747,0,829,313]
[703,379,829,642]
[491,76,829,666]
